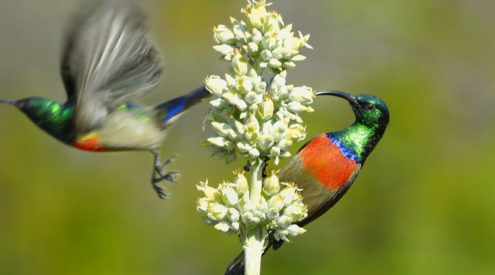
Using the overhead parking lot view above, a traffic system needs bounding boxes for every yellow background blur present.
[1,0,494,274]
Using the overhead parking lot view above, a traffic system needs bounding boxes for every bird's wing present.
[297,168,360,227]
[60,0,163,133]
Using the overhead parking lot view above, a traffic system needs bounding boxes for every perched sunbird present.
[225,90,390,274]
[0,0,209,199]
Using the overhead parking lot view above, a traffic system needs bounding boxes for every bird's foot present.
[159,154,179,170]
[151,153,180,199]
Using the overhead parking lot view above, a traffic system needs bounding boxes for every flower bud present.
[248,148,260,158]
[232,50,248,75]
[197,181,219,200]
[262,35,277,50]
[275,229,289,242]
[251,28,263,43]
[285,124,305,141]
[263,172,280,196]
[279,187,297,206]
[196,197,210,213]
[207,136,231,149]
[244,3,267,28]
[283,37,304,51]
[291,55,306,62]
[214,222,231,233]
[213,25,235,44]
[245,91,262,105]
[205,75,227,96]
[232,23,247,41]
[227,208,240,222]
[259,98,274,120]
[267,207,280,220]
[234,171,249,194]
[261,50,272,61]
[284,204,307,221]
[269,58,283,69]
[211,122,235,138]
[279,24,293,39]
[239,194,254,213]
[268,193,284,211]
[209,98,226,108]
[287,224,306,236]
[232,222,240,231]
[237,76,253,94]
[222,91,247,111]
[264,12,281,32]
[277,215,293,228]
[236,142,252,154]
[272,47,288,59]
[284,61,296,69]
[242,212,260,225]
[288,101,309,113]
[290,86,314,104]
[208,203,228,220]
[257,134,274,151]
[246,114,260,134]
[213,44,235,60]
[247,42,259,53]
[220,184,239,206]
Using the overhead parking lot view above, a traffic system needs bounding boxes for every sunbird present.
[225,90,390,274]
[0,0,209,199]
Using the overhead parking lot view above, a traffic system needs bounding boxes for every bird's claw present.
[161,154,179,169]
[156,171,180,182]
[151,153,180,199]
[151,178,169,199]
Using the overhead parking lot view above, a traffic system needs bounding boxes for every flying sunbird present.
[225,90,390,274]
[0,0,210,198]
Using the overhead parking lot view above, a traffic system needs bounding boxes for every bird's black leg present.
[151,153,180,199]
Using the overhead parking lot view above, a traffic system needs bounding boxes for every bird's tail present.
[154,85,210,126]
[225,250,245,275]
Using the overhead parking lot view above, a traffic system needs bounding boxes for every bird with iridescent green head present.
[0,0,210,199]
[226,90,390,274]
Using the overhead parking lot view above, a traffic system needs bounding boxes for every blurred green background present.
[1,0,494,274]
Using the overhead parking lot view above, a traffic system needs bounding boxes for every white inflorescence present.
[197,171,307,242]
[199,0,313,243]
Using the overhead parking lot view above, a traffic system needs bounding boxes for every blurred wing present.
[61,0,163,133]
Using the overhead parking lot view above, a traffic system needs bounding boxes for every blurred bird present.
[225,90,390,274]
[0,0,210,199]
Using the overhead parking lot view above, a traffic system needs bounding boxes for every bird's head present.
[1,97,51,119]
[1,97,75,143]
[317,91,389,133]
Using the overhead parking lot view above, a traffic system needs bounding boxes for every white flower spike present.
[198,1,314,274]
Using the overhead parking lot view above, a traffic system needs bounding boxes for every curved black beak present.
[316,90,359,106]
[0,99,16,106]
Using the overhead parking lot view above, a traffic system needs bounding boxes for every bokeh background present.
[1,0,494,274]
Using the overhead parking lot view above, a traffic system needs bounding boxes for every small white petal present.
[269,58,283,68]
[208,203,228,220]
[287,224,306,236]
[227,208,240,222]
[277,215,293,228]
[214,222,231,233]
[221,186,239,206]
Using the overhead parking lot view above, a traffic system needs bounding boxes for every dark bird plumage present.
[225,90,390,275]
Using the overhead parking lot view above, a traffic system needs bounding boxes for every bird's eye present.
[365,103,376,111]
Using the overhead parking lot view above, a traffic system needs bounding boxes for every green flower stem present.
[244,158,265,275]
[249,158,265,204]
[242,226,265,275]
